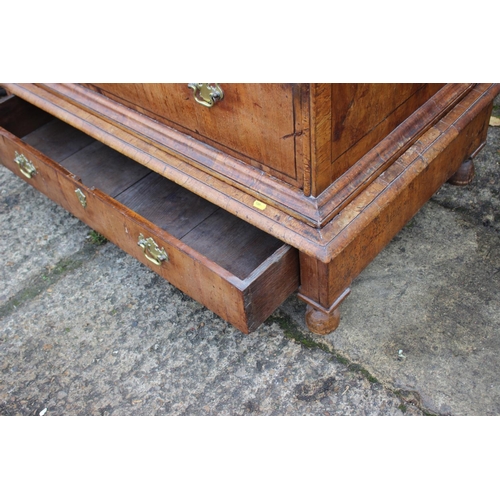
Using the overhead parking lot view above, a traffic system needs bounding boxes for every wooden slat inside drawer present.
[23,119,95,162]
[113,169,220,239]
[180,208,283,280]
[23,122,150,198]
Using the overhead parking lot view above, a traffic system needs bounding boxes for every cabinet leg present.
[298,252,352,335]
[447,158,475,186]
[305,303,341,335]
[299,289,350,335]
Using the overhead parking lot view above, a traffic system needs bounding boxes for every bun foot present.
[447,159,475,186]
[305,304,341,335]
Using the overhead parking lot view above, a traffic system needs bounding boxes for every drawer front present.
[82,83,303,186]
[0,102,299,333]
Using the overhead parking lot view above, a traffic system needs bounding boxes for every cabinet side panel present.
[331,84,425,161]
[312,83,446,196]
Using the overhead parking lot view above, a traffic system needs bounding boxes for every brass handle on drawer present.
[138,233,168,266]
[14,151,37,178]
[187,83,224,107]
[75,188,87,207]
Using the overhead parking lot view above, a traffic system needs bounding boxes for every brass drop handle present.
[187,83,224,107]
[138,233,168,266]
[14,151,37,178]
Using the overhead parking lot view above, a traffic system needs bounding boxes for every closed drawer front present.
[81,83,303,186]
[0,96,299,333]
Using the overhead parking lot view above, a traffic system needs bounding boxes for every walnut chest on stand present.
[0,83,498,334]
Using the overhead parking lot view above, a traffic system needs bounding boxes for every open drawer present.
[0,96,299,333]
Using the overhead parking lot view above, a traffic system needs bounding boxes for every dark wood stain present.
[61,141,150,198]
[23,119,95,163]
[115,171,220,239]
[181,208,284,280]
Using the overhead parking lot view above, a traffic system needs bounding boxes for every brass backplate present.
[14,151,36,178]
[138,233,168,266]
[187,83,224,107]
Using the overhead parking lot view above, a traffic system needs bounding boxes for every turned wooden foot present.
[447,159,475,186]
[305,304,341,335]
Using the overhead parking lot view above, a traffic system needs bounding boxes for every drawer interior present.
[2,97,285,281]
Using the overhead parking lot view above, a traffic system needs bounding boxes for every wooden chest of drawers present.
[1,83,499,334]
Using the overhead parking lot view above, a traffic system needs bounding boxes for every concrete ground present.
[1,97,499,416]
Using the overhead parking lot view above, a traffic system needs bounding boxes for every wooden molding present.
[2,82,498,265]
